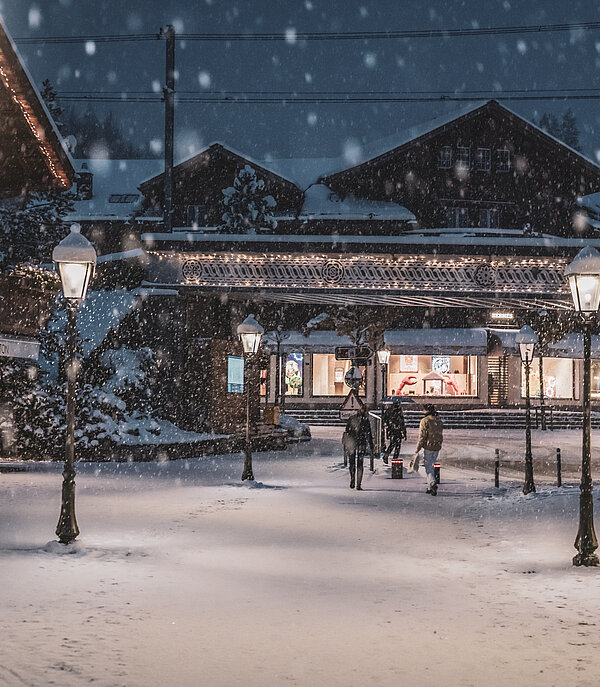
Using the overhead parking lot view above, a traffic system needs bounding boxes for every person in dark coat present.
[344,405,374,490]
[382,399,407,464]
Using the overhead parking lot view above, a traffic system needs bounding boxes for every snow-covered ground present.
[1,427,600,686]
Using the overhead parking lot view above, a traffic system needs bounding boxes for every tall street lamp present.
[52,224,96,545]
[565,246,600,566]
[237,314,264,481]
[516,325,538,495]
[377,346,390,456]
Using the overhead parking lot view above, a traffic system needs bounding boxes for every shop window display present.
[387,354,478,397]
[522,357,573,399]
[312,354,366,396]
[284,353,304,396]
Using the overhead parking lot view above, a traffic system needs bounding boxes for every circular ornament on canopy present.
[474,263,497,288]
[322,259,345,285]
[182,260,203,282]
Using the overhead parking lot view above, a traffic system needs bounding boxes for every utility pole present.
[162,25,175,233]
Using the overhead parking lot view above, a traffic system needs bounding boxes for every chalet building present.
[69,100,600,426]
[0,17,74,360]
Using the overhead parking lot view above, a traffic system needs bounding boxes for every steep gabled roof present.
[139,142,302,196]
[0,16,74,191]
[321,99,600,184]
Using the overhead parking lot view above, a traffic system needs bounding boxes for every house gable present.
[138,143,304,227]
[321,100,600,237]
[0,18,74,196]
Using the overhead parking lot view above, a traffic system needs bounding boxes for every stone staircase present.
[287,407,600,430]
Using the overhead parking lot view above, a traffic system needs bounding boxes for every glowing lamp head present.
[515,325,538,364]
[377,347,390,365]
[52,224,96,301]
[237,314,264,355]
[565,246,600,314]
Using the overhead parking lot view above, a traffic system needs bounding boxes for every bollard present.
[434,463,441,484]
[495,448,500,488]
[556,447,562,488]
[391,458,403,479]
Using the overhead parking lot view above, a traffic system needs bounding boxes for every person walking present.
[344,405,374,490]
[382,398,407,464]
[413,404,443,496]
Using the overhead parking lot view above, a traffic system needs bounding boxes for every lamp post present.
[237,314,264,481]
[377,347,390,456]
[516,325,538,495]
[52,224,96,544]
[565,246,600,566]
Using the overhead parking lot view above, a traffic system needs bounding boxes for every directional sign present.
[339,388,364,421]
[335,345,373,361]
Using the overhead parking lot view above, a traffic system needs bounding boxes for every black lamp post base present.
[573,552,599,567]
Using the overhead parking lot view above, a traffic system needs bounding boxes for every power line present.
[52,93,600,105]
[14,20,600,45]
[54,90,600,104]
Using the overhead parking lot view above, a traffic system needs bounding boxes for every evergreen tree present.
[561,108,581,150]
[0,191,74,269]
[538,113,561,138]
[221,165,277,234]
[40,79,63,132]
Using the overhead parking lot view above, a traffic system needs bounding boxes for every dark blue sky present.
[2,0,600,162]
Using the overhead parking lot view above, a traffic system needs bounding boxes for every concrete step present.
[285,408,600,430]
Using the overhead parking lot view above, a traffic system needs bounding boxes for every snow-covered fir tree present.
[8,296,161,459]
[0,191,74,270]
[221,165,277,234]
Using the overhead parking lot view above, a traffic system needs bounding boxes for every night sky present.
[2,0,600,164]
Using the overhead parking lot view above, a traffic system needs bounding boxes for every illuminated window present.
[522,358,573,400]
[388,355,478,397]
[227,355,244,393]
[312,354,366,396]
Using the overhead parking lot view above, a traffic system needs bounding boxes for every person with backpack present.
[343,405,374,490]
[412,404,443,496]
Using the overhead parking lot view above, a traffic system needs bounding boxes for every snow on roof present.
[263,330,354,352]
[261,157,337,189]
[320,101,489,178]
[78,289,138,356]
[578,191,600,217]
[489,329,600,358]
[298,183,415,221]
[384,328,488,354]
[140,230,600,250]
[139,141,307,190]
[69,158,164,221]
[321,100,600,179]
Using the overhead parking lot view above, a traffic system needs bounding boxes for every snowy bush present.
[221,165,277,234]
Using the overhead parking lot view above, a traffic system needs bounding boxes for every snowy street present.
[2,427,600,686]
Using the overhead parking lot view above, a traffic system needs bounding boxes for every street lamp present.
[377,346,390,456]
[565,246,600,566]
[52,224,96,544]
[237,314,264,481]
[516,325,538,495]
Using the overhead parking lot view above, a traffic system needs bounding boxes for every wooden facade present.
[321,100,600,237]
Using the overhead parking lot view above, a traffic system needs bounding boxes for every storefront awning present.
[263,330,355,353]
[488,329,600,359]
[384,328,488,355]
